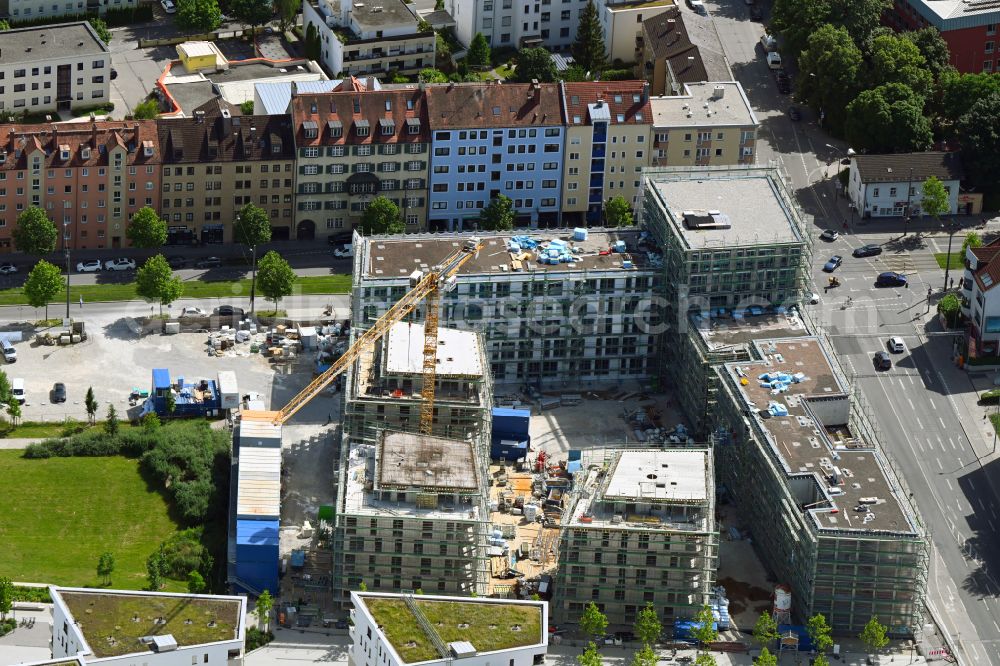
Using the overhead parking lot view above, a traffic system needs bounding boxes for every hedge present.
[10,5,151,29]
[12,586,51,603]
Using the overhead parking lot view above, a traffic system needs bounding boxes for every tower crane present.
[259,237,484,430]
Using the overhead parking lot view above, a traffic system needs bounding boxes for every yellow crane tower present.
[258,237,484,431]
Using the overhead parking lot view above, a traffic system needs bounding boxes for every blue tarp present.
[777,625,816,652]
[152,368,171,390]
[674,619,718,640]
[236,519,279,547]
[566,460,583,474]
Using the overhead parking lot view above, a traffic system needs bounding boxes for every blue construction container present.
[492,408,531,461]
[777,625,815,652]
[148,368,221,418]
[235,519,279,595]
[673,619,718,641]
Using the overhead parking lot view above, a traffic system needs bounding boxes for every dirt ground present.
[717,504,776,633]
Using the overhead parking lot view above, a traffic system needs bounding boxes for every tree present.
[274,0,298,33]
[234,202,272,314]
[187,570,207,594]
[176,0,221,33]
[256,251,296,314]
[479,194,516,231]
[753,647,777,666]
[7,396,21,427]
[240,100,254,115]
[963,231,983,254]
[13,207,58,256]
[579,602,608,641]
[231,0,272,31]
[143,412,162,432]
[806,614,834,654]
[902,27,952,80]
[859,617,889,655]
[105,404,119,436]
[468,33,491,69]
[419,67,449,83]
[690,605,718,654]
[571,0,606,73]
[845,84,932,153]
[133,99,160,120]
[921,176,950,220]
[0,19,10,30]
[831,0,891,48]
[0,578,11,621]
[127,206,168,249]
[604,195,634,227]
[938,292,961,327]
[868,33,933,99]
[97,552,115,586]
[165,390,176,416]
[513,48,557,83]
[813,656,830,666]
[305,22,321,62]
[770,0,832,58]
[957,92,1000,189]
[752,612,779,648]
[693,655,716,666]
[89,18,112,45]
[255,590,273,631]
[577,642,602,666]
[938,71,1000,126]
[0,371,12,405]
[630,644,657,666]
[560,65,592,82]
[358,196,404,235]
[136,255,183,316]
[24,260,63,319]
[634,603,661,646]
[146,547,166,591]
[796,24,864,133]
[85,387,98,425]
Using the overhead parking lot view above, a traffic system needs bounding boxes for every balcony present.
[591,145,606,158]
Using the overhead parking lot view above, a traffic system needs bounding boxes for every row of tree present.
[171,0,296,35]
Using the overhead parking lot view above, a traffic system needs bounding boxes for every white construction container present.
[217,370,239,410]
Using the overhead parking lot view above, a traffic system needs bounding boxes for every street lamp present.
[942,219,960,292]
[63,220,71,320]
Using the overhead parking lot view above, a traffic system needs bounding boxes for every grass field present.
[935,252,965,270]
[0,450,181,588]
[0,274,351,306]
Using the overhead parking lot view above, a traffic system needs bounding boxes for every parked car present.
[1,339,16,363]
[76,260,102,273]
[333,243,354,258]
[767,51,783,69]
[809,292,820,304]
[110,68,118,80]
[760,33,778,52]
[104,258,136,271]
[214,305,245,318]
[166,255,187,269]
[195,256,222,269]
[853,244,883,258]
[0,263,17,274]
[788,105,801,121]
[873,351,892,371]
[327,233,352,246]
[687,0,707,13]
[823,255,842,272]
[12,377,25,404]
[51,382,67,403]
[887,336,906,353]
[819,229,839,242]
[161,0,176,12]
[876,271,908,287]
[180,307,207,318]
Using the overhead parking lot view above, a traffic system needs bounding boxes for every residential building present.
[254,78,378,116]
[712,336,928,635]
[290,84,430,239]
[157,103,296,244]
[559,81,653,226]
[349,592,548,666]
[847,152,964,219]
[49,586,246,665]
[598,0,673,63]
[0,120,160,251]
[636,8,731,96]
[350,229,659,387]
[425,81,565,230]
[554,448,717,628]
[4,0,134,21]
[649,82,759,168]
[302,0,435,77]
[0,22,110,115]
[888,0,1000,74]
[960,238,1000,360]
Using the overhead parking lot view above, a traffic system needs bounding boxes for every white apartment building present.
[49,587,246,666]
[350,592,548,666]
[847,151,964,219]
[3,0,135,20]
[302,0,435,76]
[0,22,110,115]
[961,238,1000,360]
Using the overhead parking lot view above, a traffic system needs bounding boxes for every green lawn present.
[0,420,137,439]
[934,253,965,270]
[0,274,351,306]
[0,450,181,588]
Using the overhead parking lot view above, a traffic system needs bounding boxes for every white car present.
[767,51,783,69]
[809,292,820,304]
[333,243,354,258]
[104,258,136,271]
[0,263,17,275]
[887,336,906,353]
[161,0,176,12]
[180,307,207,318]
[76,260,102,273]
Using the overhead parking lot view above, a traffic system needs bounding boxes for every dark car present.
[166,255,187,269]
[777,78,791,94]
[788,106,801,121]
[327,233,352,246]
[873,351,892,371]
[214,305,246,318]
[750,4,762,19]
[876,271,908,287]
[51,382,67,403]
[110,68,118,80]
[823,255,843,272]
[334,619,349,630]
[853,244,883,258]
[195,256,222,269]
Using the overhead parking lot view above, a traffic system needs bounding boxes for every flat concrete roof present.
[604,450,708,502]
[693,311,808,352]
[362,230,650,280]
[646,169,805,249]
[353,0,418,29]
[236,446,281,518]
[0,22,108,66]
[376,431,480,491]
[650,82,757,128]
[385,321,483,377]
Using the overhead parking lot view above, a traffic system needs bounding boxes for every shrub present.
[600,68,634,81]
[12,586,51,603]
[246,627,274,651]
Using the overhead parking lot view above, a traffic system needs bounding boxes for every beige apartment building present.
[560,81,653,226]
[650,81,758,168]
[157,103,296,244]
[291,85,430,239]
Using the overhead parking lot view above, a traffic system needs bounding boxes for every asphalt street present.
[705,0,1000,662]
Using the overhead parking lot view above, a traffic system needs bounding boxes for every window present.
[988,41,995,54]
[303,147,320,158]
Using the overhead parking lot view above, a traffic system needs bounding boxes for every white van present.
[761,33,778,52]
[767,51,783,69]
[12,378,25,404]
[0,339,16,363]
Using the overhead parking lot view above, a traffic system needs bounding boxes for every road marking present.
[908,397,916,411]
[946,478,954,491]
[917,438,926,453]
[992,505,998,520]
[949,437,958,450]
[937,457,943,470]
[969,478,977,491]
[939,416,947,428]
[916,417,924,430]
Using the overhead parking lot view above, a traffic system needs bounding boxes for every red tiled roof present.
[424,82,563,129]
[562,81,652,126]
[0,120,160,169]
[290,88,430,146]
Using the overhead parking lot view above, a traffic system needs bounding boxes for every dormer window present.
[355,119,370,137]
[406,118,420,134]
[303,120,319,139]
[143,140,154,157]
[80,147,91,159]
[59,144,70,160]
[271,140,281,154]
[327,120,343,138]
[379,118,395,136]
[0,152,6,164]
